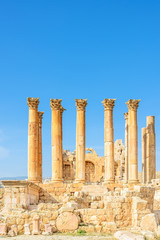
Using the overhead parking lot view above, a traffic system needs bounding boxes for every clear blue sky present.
[0,0,160,177]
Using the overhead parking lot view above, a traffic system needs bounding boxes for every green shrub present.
[77,229,86,235]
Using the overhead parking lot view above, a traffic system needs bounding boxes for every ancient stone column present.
[124,112,129,183]
[75,99,87,183]
[32,215,40,235]
[60,106,66,180]
[50,99,63,182]
[27,97,39,182]
[102,99,116,183]
[146,116,156,183]
[142,127,147,183]
[38,111,44,183]
[24,224,31,235]
[126,99,140,184]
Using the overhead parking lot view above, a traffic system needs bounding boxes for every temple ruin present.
[0,97,160,238]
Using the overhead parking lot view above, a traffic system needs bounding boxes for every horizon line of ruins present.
[27,97,155,185]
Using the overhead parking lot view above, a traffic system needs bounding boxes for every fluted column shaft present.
[27,97,39,182]
[142,127,146,183]
[38,112,44,183]
[146,116,156,183]
[50,99,63,182]
[124,113,129,183]
[75,99,87,183]
[102,99,116,183]
[126,99,140,184]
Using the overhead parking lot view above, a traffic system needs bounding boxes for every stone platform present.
[0,180,160,237]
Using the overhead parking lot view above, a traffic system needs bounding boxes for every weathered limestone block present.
[8,230,16,237]
[56,212,79,232]
[16,217,25,225]
[50,211,59,220]
[79,225,95,233]
[66,201,78,210]
[134,186,155,211]
[37,203,60,211]
[140,213,159,232]
[42,216,49,224]
[0,223,7,235]
[132,197,151,227]
[132,197,148,211]
[2,181,40,210]
[58,207,74,214]
[42,223,56,235]
[90,202,98,209]
[156,225,160,237]
[102,222,117,233]
[8,225,18,237]
[141,231,155,240]
[11,225,18,235]
[114,231,145,240]
[95,225,102,233]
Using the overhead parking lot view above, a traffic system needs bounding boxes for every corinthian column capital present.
[50,99,62,110]
[124,112,128,120]
[60,106,66,116]
[75,99,87,111]
[126,99,140,111]
[102,99,116,110]
[38,111,44,120]
[27,97,39,109]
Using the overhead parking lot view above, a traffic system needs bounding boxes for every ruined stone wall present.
[62,140,125,183]
[114,140,125,180]
[0,185,156,235]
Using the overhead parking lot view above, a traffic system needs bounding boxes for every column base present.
[27,179,41,184]
[75,179,85,183]
[51,179,63,183]
[32,231,41,235]
[128,179,139,184]
[103,179,115,184]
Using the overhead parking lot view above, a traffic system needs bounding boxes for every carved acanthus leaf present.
[102,99,116,110]
[124,112,128,120]
[126,99,140,111]
[27,97,39,109]
[50,99,62,110]
[75,99,87,111]
[38,111,44,120]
